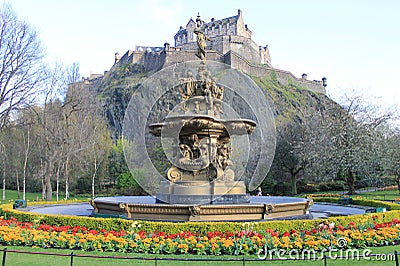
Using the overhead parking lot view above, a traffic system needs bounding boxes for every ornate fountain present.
[149,64,256,205]
[90,14,313,221]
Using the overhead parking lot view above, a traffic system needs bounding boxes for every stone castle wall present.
[225,51,326,94]
[112,48,325,95]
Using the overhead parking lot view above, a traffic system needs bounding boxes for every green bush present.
[116,170,145,195]
[312,197,400,210]
[318,181,346,191]
[297,182,319,193]
[298,181,346,194]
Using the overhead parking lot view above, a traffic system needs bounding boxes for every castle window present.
[227,22,230,29]
[205,28,208,34]
[190,32,193,40]
[219,24,222,32]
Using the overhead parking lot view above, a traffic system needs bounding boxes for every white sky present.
[6,0,400,109]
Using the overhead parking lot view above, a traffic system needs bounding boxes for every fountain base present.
[155,180,250,204]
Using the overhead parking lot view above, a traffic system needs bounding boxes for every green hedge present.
[312,197,400,210]
[1,200,400,235]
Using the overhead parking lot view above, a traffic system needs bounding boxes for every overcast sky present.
[6,0,400,109]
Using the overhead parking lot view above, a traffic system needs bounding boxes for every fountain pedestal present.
[156,180,249,205]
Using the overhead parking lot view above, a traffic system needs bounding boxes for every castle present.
[174,9,271,66]
[85,10,326,94]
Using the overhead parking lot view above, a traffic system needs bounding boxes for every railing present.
[1,248,399,266]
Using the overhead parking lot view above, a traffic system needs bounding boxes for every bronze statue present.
[194,14,210,64]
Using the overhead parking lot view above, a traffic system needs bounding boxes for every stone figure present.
[194,14,210,64]
[216,142,232,170]
[180,144,193,160]
[179,71,196,99]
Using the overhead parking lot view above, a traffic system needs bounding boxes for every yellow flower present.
[222,239,234,248]
[211,243,219,251]
[196,243,204,249]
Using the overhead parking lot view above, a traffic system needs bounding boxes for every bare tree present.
[21,123,31,200]
[0,141,6,200]
[308,93,395,194]
[61,62,81,199]
[270,121,306,195]
[383,127,400,193]
[0,4,45,128]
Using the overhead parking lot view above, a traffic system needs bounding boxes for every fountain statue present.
[149,63,256,205]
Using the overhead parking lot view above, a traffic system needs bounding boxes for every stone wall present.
[112,48,325,95]
[225,51,326,94]
[164,50,224,67]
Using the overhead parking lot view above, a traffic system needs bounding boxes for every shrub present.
[116,170,145,195]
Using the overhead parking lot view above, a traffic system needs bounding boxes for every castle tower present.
[174,10,271,67]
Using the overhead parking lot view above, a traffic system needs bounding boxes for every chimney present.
[114,52,120,64]
[164,42,170,51]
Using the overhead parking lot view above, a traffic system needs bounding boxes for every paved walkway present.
[25,202,369,219]
[309,202,366,219]
[27,203,94,216]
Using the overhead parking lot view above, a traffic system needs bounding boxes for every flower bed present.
[1,201,400,235]
[0,215,399,255]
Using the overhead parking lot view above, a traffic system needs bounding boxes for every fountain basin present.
[90,196,313,221]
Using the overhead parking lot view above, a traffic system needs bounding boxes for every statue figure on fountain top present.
[194,14,210,65]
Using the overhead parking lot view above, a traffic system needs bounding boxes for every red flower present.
[88,229,98,235]
[138,230,146,238]
[282,232,290,237]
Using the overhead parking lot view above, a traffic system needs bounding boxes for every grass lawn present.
[0,245,399,266]
[0,190,90,204]
[357,190,400,201]
[299,189,400,201]
[0,190,42,204]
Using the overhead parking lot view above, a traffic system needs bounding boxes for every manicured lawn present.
[0,245,399,266]
[0,190,42,204]
[299,189,400,201]
[357,189,400,201]
[0,189,90,204]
